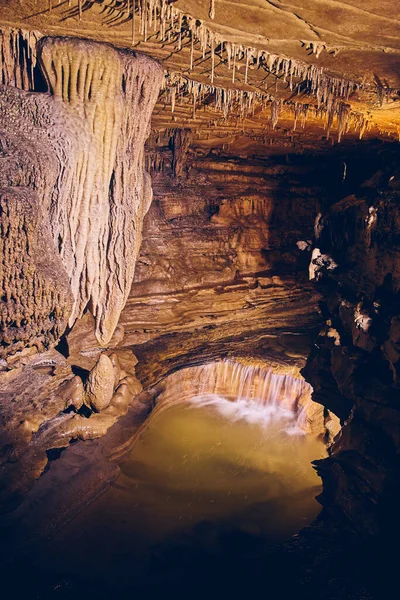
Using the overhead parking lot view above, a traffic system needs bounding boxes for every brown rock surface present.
[0,2,400,553]
[117,144,353,387]
[0,188,73,358]
[85,354,115,412]
[2,1,400,145]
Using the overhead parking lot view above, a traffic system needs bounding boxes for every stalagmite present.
[86,354,115,412]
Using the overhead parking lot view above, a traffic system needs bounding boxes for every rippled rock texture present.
[1,33,163,353]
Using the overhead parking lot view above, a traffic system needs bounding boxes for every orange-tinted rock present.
[86,354,115,413]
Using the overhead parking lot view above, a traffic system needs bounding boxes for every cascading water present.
[155,360,322,437]
[187,360,312,435]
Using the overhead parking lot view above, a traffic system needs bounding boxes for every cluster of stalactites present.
[161,71,275,120]
[0,28,42,90]
[161,71,369,142]
[58,0,358,104]
[289,99,370,142]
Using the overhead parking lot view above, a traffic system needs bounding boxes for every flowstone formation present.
[39,37,163,344]
[1,32,163,351]
[0,32,163,508]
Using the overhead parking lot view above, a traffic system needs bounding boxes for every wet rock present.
[59,376,84,411]
[109,353,121,389]
[85,354,115,413]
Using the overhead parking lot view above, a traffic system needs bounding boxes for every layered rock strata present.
[118,142,355,387]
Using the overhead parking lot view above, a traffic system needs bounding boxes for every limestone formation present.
[85,354,115,412]
[0,187,73,358]
[1,4,400,586]
[0,31,163,353]
[303,152,400,536]
[38,37,163,344]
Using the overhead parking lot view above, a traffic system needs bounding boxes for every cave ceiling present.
[1,0,400,155]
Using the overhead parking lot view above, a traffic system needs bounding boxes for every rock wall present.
[0,188,72,359]
[303,149,400,537]
[0,83,84,358]
[118,140,324,386]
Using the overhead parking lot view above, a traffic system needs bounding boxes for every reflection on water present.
[37,399,326,592]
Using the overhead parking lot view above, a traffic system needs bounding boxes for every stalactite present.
[132,0,136,44]
[0,28,42,90]
[209,0,216,20]
[59,0,359,105]
[271,99,280,129]
[211,31,215,84]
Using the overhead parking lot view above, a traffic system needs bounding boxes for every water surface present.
[36,399,325,591]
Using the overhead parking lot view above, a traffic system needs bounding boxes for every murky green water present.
[35,401,325,592]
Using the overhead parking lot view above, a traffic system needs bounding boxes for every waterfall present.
[158,360,315,436]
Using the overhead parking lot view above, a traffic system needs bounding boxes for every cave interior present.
[1,1,400,598]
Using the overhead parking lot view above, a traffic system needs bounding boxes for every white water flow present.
[164,360,314,436]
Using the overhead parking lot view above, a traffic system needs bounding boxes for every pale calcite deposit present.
[39,37,164,344]
[0,33,163,508]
